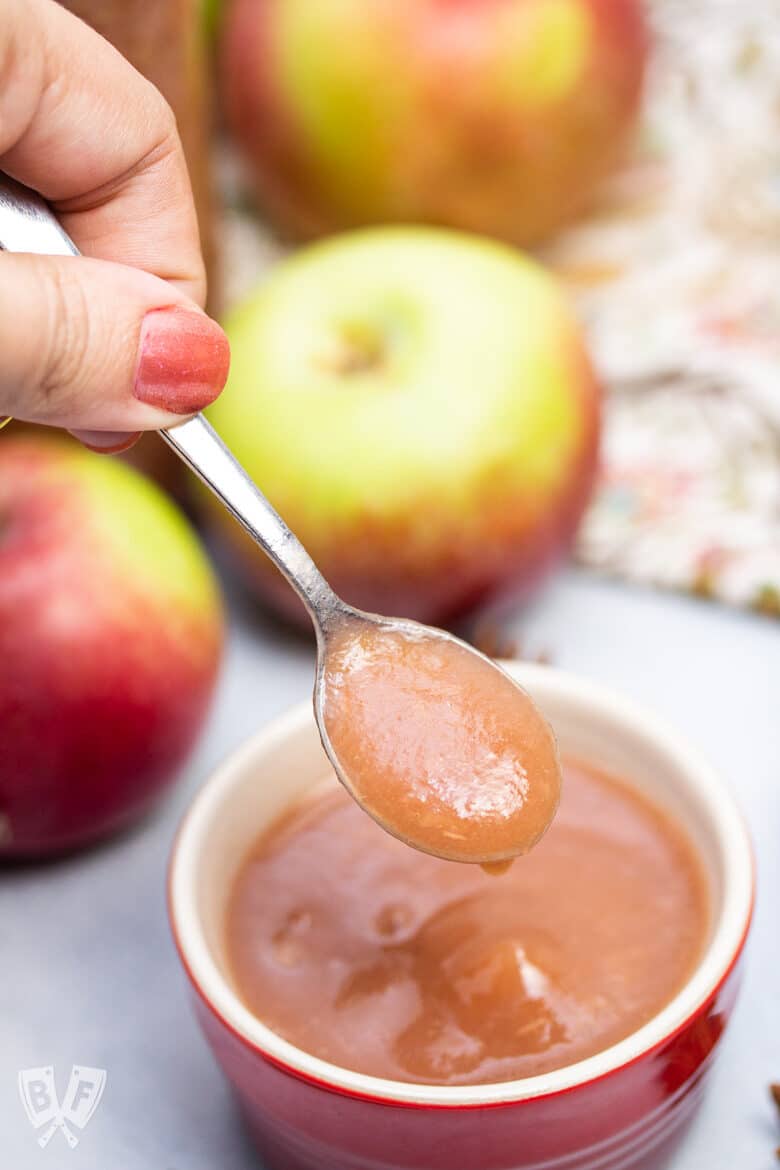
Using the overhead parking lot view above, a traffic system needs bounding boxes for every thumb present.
[0,252,230,436]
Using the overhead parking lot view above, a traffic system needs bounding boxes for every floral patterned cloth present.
[219,0,780,618]
[542,0,780,616]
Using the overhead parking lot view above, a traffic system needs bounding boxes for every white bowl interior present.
[170,662,753,1106]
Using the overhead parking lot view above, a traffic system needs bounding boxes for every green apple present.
[0,436,223,856]
[207,226,600,626]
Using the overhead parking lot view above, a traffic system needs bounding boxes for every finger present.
[0,252,229,431]
[69,430,142,453]
[0,0,205,304]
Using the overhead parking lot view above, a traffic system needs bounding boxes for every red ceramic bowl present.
[169,663,753,1170]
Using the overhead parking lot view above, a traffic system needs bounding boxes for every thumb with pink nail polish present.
[0,254,230,449]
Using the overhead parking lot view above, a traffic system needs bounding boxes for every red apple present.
[221,0,647,245]
[205,227,600,627]
[0,437,223,858]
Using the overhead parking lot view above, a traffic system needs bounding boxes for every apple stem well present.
[316,321,387,377]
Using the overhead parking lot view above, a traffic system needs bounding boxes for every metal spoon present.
[0,173,556,864]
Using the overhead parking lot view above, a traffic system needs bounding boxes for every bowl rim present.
[168,662,754,1108]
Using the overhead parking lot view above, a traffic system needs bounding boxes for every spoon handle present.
[159,415,336,621]
[0,172,337,626]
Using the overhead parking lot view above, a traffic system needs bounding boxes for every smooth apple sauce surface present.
[225,760,709,1086]
[321,625,562,863]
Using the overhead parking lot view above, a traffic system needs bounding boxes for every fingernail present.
[70,430,141,453]
[134,307,230,414]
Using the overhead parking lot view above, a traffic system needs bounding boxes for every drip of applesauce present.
[320,625,561,864]
[225,760,709,1086]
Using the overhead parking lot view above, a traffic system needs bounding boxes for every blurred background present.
[67,0,780,624]
[1,1,779,1166]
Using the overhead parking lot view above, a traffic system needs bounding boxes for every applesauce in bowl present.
[169,663,753,1170]
[224,757,708,1087]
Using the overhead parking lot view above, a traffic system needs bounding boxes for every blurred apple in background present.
[121,436,189,504]
[220,0,647,246]
[0,438,223,858]
[206,227,600,627]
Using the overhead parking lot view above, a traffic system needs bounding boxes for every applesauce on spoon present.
[319,622,561,865]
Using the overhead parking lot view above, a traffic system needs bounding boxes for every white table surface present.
[2,569,779,1168]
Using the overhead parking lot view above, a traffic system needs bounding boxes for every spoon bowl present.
[313,609,561,865]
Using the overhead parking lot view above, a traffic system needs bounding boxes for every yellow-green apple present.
[0,437,223,857]
[206,227,600,626]
[220,0,647,245]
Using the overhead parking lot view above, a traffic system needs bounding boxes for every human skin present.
[0,0,229,451]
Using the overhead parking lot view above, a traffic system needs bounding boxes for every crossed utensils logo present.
[18,1065,107,1148]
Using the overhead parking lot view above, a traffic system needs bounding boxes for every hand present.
[0,0,230,452]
